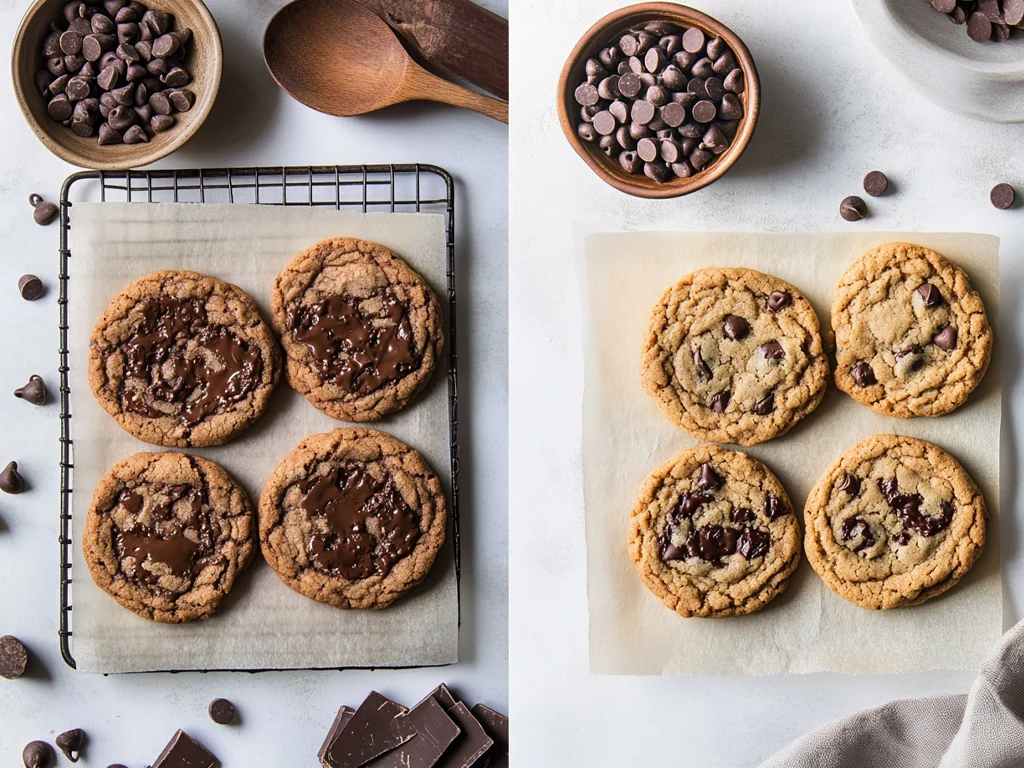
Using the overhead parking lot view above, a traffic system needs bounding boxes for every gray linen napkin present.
[760,618,1024,767]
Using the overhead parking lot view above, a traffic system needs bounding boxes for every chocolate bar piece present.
[366,696,461,768]
[151,730,218,768]
[319,706,356,764]
[415,683,457,711]
[471,704,508,768]
[324,692,416,768]
[435,703,493,768]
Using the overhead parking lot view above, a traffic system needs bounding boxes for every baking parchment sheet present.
[581,232,1001,676]
[68,203,457,673]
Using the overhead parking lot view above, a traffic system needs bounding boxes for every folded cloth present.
[760,618,1024,768]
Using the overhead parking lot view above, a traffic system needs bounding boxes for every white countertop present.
[509,0,1023,765]
[0,0,508,764]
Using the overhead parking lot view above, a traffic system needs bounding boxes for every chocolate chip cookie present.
[641,267,829,446]
[88,270,282,448]
[83,452,256,623]
[804,434,986,610]
[628,444,801,618]
[832,242,992,418]
[271,238,444,422]
[258,428,447,609]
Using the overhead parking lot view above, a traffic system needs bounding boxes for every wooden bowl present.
[557,2,760,198]
[12,0,222,170]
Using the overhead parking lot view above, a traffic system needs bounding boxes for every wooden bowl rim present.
[10,0,223,171]
[556,1,761,199]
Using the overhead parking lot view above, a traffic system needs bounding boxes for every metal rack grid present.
[57,165,460,670]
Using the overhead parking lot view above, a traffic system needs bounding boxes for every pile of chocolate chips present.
[35,0,196,145]
[319,685,508,768]
[927,0,1024,41]
[572,20,746,183]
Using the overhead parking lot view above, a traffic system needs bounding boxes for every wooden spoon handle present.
[353,0,508,101]
[420,73,508,123]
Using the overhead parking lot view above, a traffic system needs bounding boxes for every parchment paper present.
[581,232,1001,676]
[68,203,457,673]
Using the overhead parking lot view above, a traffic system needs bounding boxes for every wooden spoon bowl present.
[263,0,507,122]
[11,0,222,170]
[557,2,760,198]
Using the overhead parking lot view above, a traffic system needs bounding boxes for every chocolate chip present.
[933,325,958,350]
[730,507,754,523]
[991,183,1015,209]
[691,99,716,123]
[98,122,121,144]
[18,275,44,301]
[151,113,174,132]
[851,361,876,387]
[592,110,616,136]
[161,66,190,88]
[29,194,59,226]
[22,740,54,768]
[932,0,957,11]
[697,462,723,491]
[673,491,713,521]
[767,291,790,312]
[694,347,713,380]
[644,161,671,183]
[47,94,73,122]
[722,314,749,340]
[724,68,744,93]
[837,472,861,496]
[55,729,85,762]
[736,527,770,559]
[0,635,29,679]
[753,392,774,415]
[209,698,235,725]
[764,493,787,520]
[719,93,743,120]
[122,124,148,143]
[841,516,875,551]
[14,375,47,405]
[710,390,730,413]
[916,282,943,307]
[574,83,598,106]
[759,340,785,360]
[60,30,84,55]
[840,195,867,221]
[863,170,888,197]
[895,344,924,371]
[681,27,705,54]
[967,10,993,40]
[691,57,715,79]
[661,540,686,561]
[0,461,25,494]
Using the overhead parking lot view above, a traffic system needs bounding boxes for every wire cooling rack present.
[57,165,460,670]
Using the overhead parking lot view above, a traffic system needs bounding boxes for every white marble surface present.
[0,0,507,764]
[509,0,1023,765]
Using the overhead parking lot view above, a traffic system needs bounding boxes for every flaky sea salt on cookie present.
[628,444,801,618]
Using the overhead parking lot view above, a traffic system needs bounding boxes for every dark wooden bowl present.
[12,0,222,170]
[557,2,760,199]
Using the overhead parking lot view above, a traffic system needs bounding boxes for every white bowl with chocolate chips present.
[12,0,222,169]
[557,2,760,198]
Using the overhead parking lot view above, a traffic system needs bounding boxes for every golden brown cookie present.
[804,434,987,610]
[258,428,447,609]
[271,238,444,422]
[832,242,992,418]
[628,444,801,618]
[88,270,282,448]
[641,267,829,447]
[82,452,256,623]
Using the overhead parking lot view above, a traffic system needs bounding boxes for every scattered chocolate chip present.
[759,340,785,360]
[851,361,876,387]
[767,291,790,312]
[840,195,867,221]
[29,194,59,225]
[14,375,47,405]
[18,275,45,301]
[209,698,235,725]
[933,325,958,350]
[753,392,774,415]
[22,741,54,768]
[837,472,861,496]
[967,10,993,41]
[991,183,1015,210]
[863,170,888,197]
[0,461,25,494]
[697,462,722,491]
[694,347,713,381]
[55,729,85,762]
[722,314,749,340]
[916,282,943,307]
[710,390,730,413]
[0,635,29,679]
[764,493,787,520]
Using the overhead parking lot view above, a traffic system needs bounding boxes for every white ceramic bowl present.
[852,0,1024,122]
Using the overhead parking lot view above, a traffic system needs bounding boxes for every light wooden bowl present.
[557,2,760,199]
[12,0,222,170]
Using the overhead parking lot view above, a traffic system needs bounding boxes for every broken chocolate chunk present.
[764,493,786,520]
[150,731,217,768]
[916,283,943,307]
[324,692,416,768]
[722,314,749,340]
[710,390,730,413]
[851,361,876,387]
[697,462,722,491]
[694,346,713,381]
[837,473,861,496]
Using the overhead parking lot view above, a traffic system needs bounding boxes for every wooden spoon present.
[263,0,508,123]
